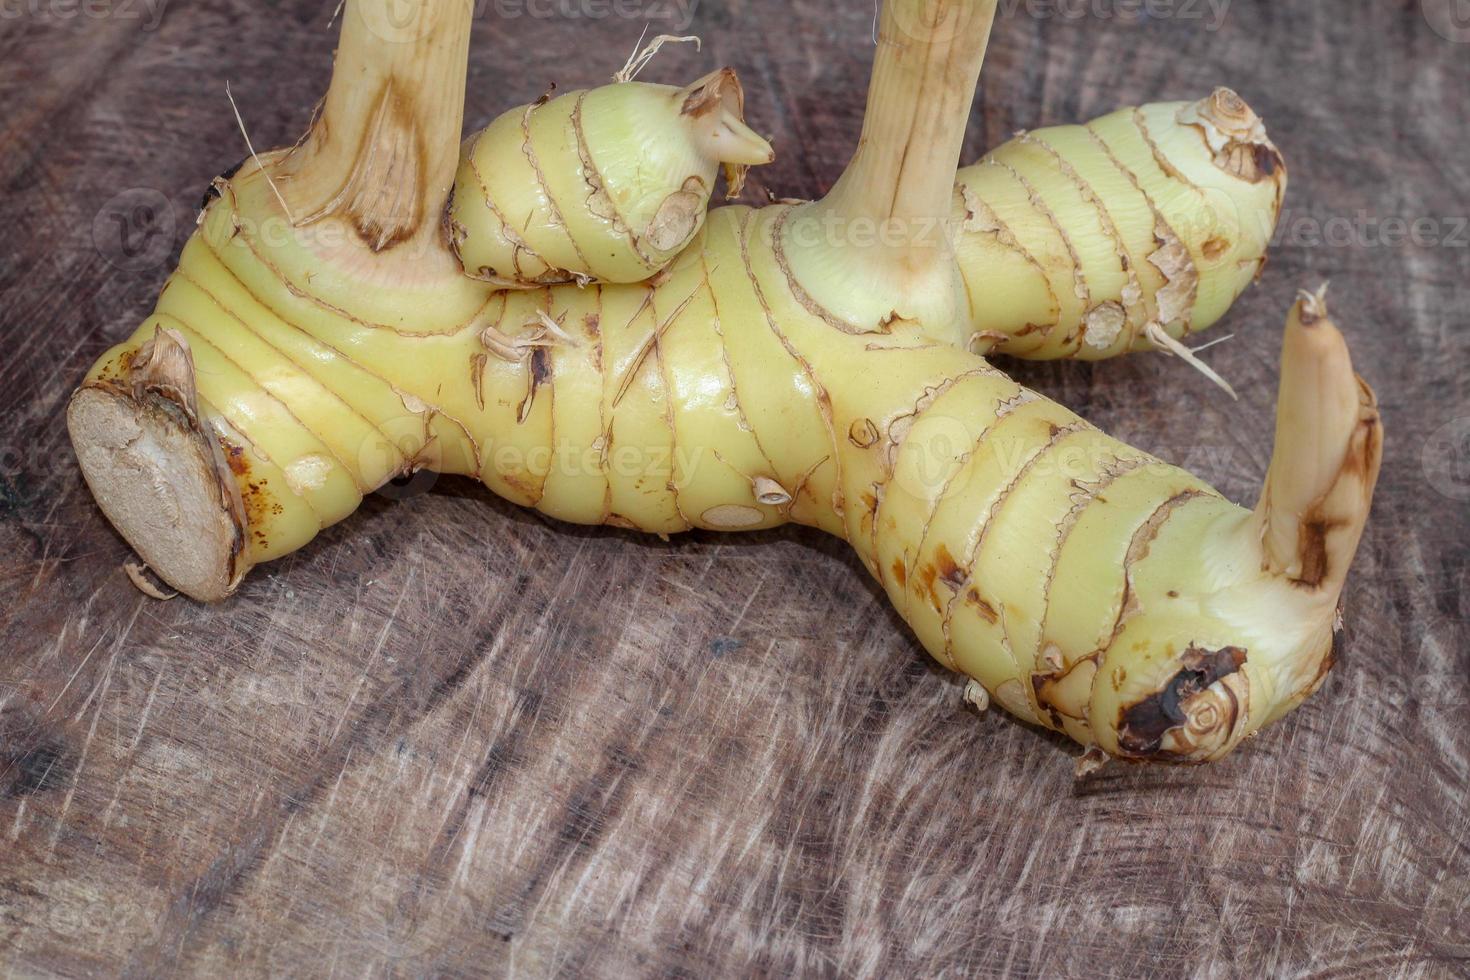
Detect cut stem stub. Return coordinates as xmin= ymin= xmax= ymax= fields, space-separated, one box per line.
xmin=69 ymin=328 xmax=248 ymax=600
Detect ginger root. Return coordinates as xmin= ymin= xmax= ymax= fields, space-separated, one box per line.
xmin=67 ymin=0 xmax=1379 ymax=766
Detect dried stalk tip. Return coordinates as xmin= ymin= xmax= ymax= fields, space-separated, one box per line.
xmin=124 ymin=561 xmax=178 ymax=600
xmin=615 ymin=32 xmax=700 ymax=84
xmin=1074 ymin=746 xmax=1109 ymax=779
xmin=1296 ymin=283 xmax=1330 ymax=325
xmin=131 ymin=325 xmax=201 ymax=424
xmin=1144 ymin=322 xmax=1238 ymax=399
xmin=480 ymin=311 xmax=579 ymax=362
xmin=679 ymin=66 xmax=740 ymax=119
xmin=751 ymin=476 xmax=792 ymax=507
xmin=963 ymin=679 xmax=990 ymax=713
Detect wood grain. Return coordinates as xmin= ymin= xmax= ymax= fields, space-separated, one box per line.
xmin=2 ymin=1 xmax=1468 ymax=976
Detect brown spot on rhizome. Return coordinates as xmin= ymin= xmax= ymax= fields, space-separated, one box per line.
xmin=933 ymin=544 xmax=966 ymax=589
xmin=224 ymin=443 xmax=248 ymax=476
xmin=1253 ymin=142 xmax=1282 ymax=177
xmin=966 ymin=588 xmax=998 ymax=624
xmin=1292 ymin=515 xmax=1341 ymax=589
xmin=1117 ymin=645 xmax=1246 ymax=759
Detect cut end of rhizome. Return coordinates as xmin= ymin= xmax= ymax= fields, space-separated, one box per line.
xmin=68 ymin=328 xmax=248 ymax=602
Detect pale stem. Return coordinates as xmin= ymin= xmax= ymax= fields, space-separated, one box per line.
xmin=819 ymin=0 xmax=1000 ymax=260
xmin=1252 ymin=287 xmax=1382 ymax=594
xmin=272 ymin=0 xmax=475 ymax=253
xmin=783 ymin=0 xmax=1001 ymax=336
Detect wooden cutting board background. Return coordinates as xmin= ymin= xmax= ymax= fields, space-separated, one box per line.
xmin=2 ymin=1 xmax=1467 ymax=975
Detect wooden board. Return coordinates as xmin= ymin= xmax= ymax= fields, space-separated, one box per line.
xmin=2 ymin=1 xmax=1468 ymax=975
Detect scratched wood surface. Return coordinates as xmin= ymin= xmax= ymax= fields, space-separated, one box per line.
xmin=2 ymin=1 xmax=1468 ymax=976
